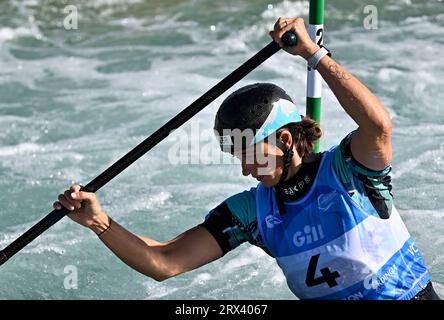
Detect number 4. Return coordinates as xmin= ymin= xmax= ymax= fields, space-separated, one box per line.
xmin=305 ymin=254 xmax=340 ymax=288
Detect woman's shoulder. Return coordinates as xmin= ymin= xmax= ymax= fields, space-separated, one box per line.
xmin=332 ymin=131 xmax=392 ymax=180
xmin=331 ymin=131 xmax=394 ymax=219
xmin=224 ymin=187 xmax=257 ymax=225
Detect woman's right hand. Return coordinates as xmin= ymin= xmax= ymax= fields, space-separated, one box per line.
xmin=270 ymin=17 xmax=319 ymax=60
xmin=53 ymin=184 xmax=109 ymax=233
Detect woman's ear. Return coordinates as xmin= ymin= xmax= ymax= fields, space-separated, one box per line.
xmin=278 ymin=129 xmax=293 ymax=149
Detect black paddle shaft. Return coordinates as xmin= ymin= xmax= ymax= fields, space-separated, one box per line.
xmin=0 ymin=33 xmax=297 ymax=267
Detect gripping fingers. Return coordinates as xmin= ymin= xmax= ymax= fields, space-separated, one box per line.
xmin=53 ymin=201 xmax=62 ymax=210
xmin=273 ymin=17 xmax=304 ymax=46
xmin=273 ymin=17 xmax=292 ymax=46
xmin=56 ymin=194 xmax=75 ymax=211
xmin=70 ymin=184 xmax=82 ymax=193
xmin=65 ymin=190 xmax=82 ymax=209
xmin=55 ymin=191 xmax=80 ymax=211
xmin=53 ymin=184 xmax=85 ymax=211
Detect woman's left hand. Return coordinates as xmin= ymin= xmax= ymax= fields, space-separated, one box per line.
xmin=270 ymin=17 xmax=319 ymax=60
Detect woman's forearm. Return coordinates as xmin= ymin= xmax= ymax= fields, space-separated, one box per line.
xmin=315 ymin=54 xmax=392 ymax=134
xmin=90 ymin=215 xmax=169 ymax=281
xmin=270 ymin=17 xmax=391 ymax=135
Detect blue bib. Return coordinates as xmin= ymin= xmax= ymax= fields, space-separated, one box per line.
xmin=256 ymin=146 xmax=430 ymax=300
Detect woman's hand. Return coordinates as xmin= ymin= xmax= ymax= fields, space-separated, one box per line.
xmin=53 ymin=184 xmax=109 ymax=234
xmin=270 ymin=17 xmax=319 ymax=60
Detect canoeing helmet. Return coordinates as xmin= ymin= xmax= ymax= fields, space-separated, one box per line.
xmin=214 ymin=83 xmax=303 ymax=184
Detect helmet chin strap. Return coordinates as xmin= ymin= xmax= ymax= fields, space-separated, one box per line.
xmin=277 ymin=142 xmax=294 ymax=185
xmin=276 ymin=127 xmax=296 ymax=186
xmin=274 ymin=127 xmax=296 ymax=215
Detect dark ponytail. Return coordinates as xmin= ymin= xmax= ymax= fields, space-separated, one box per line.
xmin=287 ymin=117 xmax=322 ymax=157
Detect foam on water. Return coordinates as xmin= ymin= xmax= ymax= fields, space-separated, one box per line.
xmin=0 ymin=27 xmax=41 ymax=42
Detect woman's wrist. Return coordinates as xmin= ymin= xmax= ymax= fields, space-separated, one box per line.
xmin=301 ymin=43 xmax=321 ymax=60
xmin=89 ymin=212 xmax=111 ymax=235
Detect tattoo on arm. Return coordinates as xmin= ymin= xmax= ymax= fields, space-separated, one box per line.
xmin=327 ymin=60 xmax=355 ymax=103
xmin=328 ymin=60 xmax=351 ymax=81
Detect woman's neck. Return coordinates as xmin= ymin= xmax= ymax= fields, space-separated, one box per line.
xmin=285 ymin=152 xmax=303 ymax=181
xmin=276 ymin=152 xmax=322 ymax=201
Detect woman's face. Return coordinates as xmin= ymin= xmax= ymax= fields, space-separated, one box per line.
xmin=234 ymin=141 xmax=285 ymax=187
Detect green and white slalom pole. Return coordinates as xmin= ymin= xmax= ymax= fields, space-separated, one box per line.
xmin=306 ymin=0 xmax=324 ymax=153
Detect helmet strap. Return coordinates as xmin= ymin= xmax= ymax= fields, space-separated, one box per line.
xmin=275 ymin=127 xmax=296 ymax=214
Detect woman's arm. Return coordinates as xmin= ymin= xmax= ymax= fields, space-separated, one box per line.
xmin=271 ymin=17 xmax=392 ymax=170
xmin=97 ymin=221 xmax=222 ymax=281
xmin=315 ymin=55 xmax=392 ymax=170
xmin=54 ymin=185 xmax=223 ymax=281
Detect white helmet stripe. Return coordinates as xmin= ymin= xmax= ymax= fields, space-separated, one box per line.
xmin=251 ymin=99 xmax=303 ymax=145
